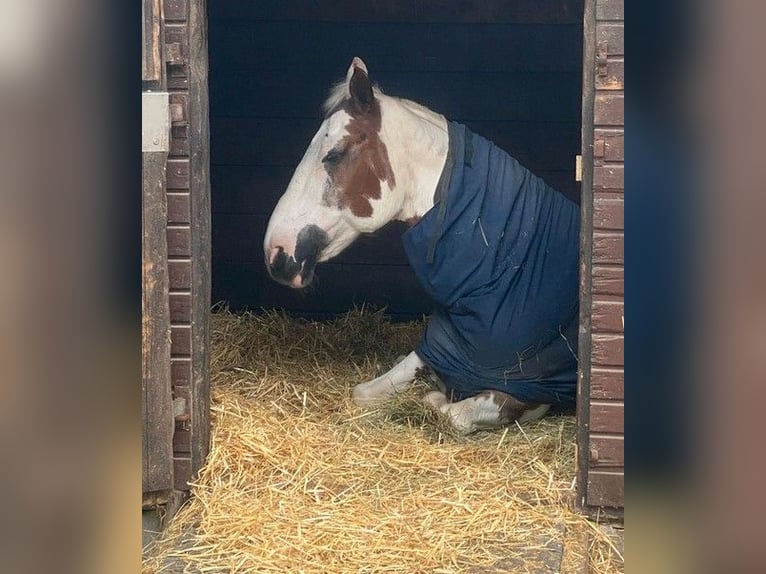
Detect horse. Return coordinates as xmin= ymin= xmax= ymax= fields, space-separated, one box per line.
xmin=264 ymin=58 xmax=580 ymax=433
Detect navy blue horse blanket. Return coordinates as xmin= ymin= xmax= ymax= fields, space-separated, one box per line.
xmin=402 ymin=122 xmax=580 ymax=407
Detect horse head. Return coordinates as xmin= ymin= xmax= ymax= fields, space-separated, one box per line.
xmin=264 ymin=58 xmax=399 ymax=287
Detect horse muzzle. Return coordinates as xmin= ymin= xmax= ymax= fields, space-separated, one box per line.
xmin=265 ymin=224 xmax=329 ymax=289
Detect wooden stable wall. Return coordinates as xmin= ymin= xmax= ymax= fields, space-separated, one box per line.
xmin=577 ymin=0 xmax=624 ymax=512
xmin=142 ymin=0 xmax=211 ymax=500
xmin=208 ymin=0 xmax=584 ymax=317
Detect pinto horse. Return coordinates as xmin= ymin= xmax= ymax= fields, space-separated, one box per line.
xmin=264 ymin=58 xmax=580 ymax=433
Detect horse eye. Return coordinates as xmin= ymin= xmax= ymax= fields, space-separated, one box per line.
xmin=322 ymin=148 xmax=345 ymax=164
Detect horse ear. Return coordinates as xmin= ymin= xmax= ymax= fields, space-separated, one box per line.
xmin=346 ymin=57 xmax=373 ymax=113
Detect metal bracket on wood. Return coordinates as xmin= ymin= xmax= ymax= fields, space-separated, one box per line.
xmin=596 ymin=41 xmax=609 ymax=77
xmin=142 ymin=92 xmax=171 ymax=153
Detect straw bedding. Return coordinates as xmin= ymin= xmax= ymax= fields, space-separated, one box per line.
xmin=143 ymin=307 xmax=623 ymax=573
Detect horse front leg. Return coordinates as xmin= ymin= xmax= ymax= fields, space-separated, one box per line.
xmin=352 ymin=351 xmax=426 ymax=407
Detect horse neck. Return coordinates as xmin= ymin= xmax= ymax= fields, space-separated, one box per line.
xmin=379 ymin=96 xmax=449 ymax=223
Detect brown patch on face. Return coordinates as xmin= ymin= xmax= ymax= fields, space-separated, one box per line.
xmin=323 ymin=98 xmax=396 ymax=218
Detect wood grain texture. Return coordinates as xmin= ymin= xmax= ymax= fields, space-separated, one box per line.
xmin=591 ymin=299 xmax=624 ymax=332
xmin=188 ymin=0 xmax=212 ymax=482
xmin=171 ymin=359 xmax=191 ymax=386
xmin=590 ymin=401 xmax=624 ymax=433
xmin=167 ymin=193 xmax=190 ymax=223
xmin=586 ymin=471 xmax=624 ymax=508
xmin=168 ymin=260 xmax=191 ymax=290
xmin=596 ymin=22 xmax=624 ymax=55
xmin=594 ymin=129 xmax=624 ymax=161
xmin=593 ymin=194 xmax=623 ymax=230
xmin=593 ymin=232 xmax=624 ymax=265
xmin=169 ymin=292 xmax=192 ymax=323
xmin=167 ymin=158 xmax=190 ymax=190
xmin=142 ymin=150 xmax=174 ymax=493
xmin=164 ymin=0 xmax=187 ymax=22
xmin=592 ymin=265 xmax=623 ymax=296
xmin=167 ymin=227 xmax=191 ymax=257
xmin=594 ymin=93 xmax=624 ymax=126
xmin=171 ymin=325 xmax=191 ymax=357
xmin=589 ymin=434 xmax=624 ymax=467
xmin=591 ymin=333 xmax=624 ymax=367
xmin=575 ymin=0 xmax=597 ymax=515
xmin=142 ymin=0 xmax=162 ymax=83
xmin=591 ymin=367 xmax=624 ymax=400
xmin=596 ymin=0 xmax=624 ymax=22
xmin=594 ymin=165 xmax=624 ymax=191
xmin=595 ymin=59 xmax=624 ymax=90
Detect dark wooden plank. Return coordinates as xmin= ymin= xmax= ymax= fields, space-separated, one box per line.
xmin=169 ymin=292 xmax=192 ymax=323
xmin=589 ymin=435 xmax=624 ymax=467
xmin=171 ymin=325 xmax=191 ymax=356
xmin=594 ymin=93 xmax=624 ymax=126
xmin=594 ymin=129 xmax=624 ymax=162
xmin=189 ymin=0 xmax=212 ymax=482
xmin=591 ymin=299 xmax=624 ymax=333
xmin=594 ymin=165 xmax=624 ymax=191
xmin=173 ymin=458 xmax=193 ymax=491
xmin=590 ymin=401 xmax=624 ymax=433
xmin=211 ymin=70 xmax=582 ymax=122
xmin=170 ymin=127 xmax=190 ymax=157
xmin=214 ymin=261 xmax=432 ymax=316
xmin=591 ymin=334 xmax=624 ymax=367
xmin=209 ymin=21 xmax=583 ymax=74
xmin=173 ymin=428 xmax=192 ymax=453
xmin=165 ymin=24 xmax=190 ymax=91
xmin=586 ymin=471 xmax=624 ymax=508
xmin=591 ymin=367 xmax=624 ymax=400
xmin=596 ymin=0 xmax=624 ymax=22
xmin=593 ymin=232 xmax=623 ymax=265
xmin=167 ymin=226 xmax=191 ymax=257
xmin=167 ymin=158 xmax=190 ymax=190
xmin=575 ymin=0 xmax=597 ymax=517
xmin=173 ymin=385 xmax=191 ymax=416
xmin=596 ymin=22 xmax=624 ymax=55
xmin=142 ymin=0 xmax=162 ymax=83
xmin=592 ymin=265 xmax=623 ymax=296
xmin=596 ymin=59 xmax=624 ymax=90
xmin=167 ymin=193 xmax=190 ymax=223
xmin=164 ymin=0 xmax=187 ymax=22
xmin=171 ymin=359 xmax=191 ymax=386
xmin=208 ymin=0 xmax=583 ymax=24
xmin=142 ymin=149 xmax=174 ymax=493
xmin=168 ymin=260 xmax=191 ymax=290
xmin=593 ymin=195 xmax=623 ymax=230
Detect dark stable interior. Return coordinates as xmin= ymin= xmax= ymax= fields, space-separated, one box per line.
xmin=208 ymin=0 xmax=584 ymax=319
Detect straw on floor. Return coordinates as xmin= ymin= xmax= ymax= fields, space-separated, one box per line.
xmin=143 ymin=307 xmax=623 ymax=573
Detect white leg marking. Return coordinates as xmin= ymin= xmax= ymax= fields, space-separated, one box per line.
xmin=352 ymin=351 xmax=425 ymax=407
xmin=441 ymin=394 xmax=505 ymax=434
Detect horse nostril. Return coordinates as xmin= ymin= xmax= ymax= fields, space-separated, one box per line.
xmin=266 ymin=246 xmax=283 ymax=266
